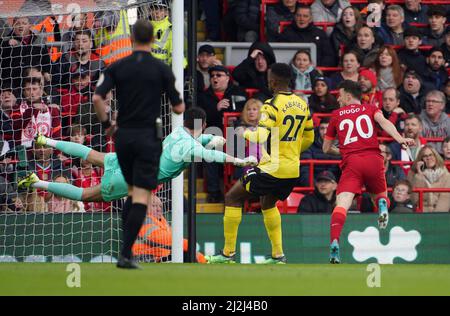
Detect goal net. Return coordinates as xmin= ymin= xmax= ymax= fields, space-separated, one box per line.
xmin=0 ymin=0 xmax=179 ymax=263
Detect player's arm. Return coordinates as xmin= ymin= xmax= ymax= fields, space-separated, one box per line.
xmin=322 ymin=116 xmax=340 ymax=155
xmin=93 ymin=68 xmax=115 ymax=131
xmin=301 ymin=115 xmax=315 ymax=153
xmin=191 ymin=142 xmax=256 ymax=167
xmin=374 ymin=111 xmax=415 ymax=146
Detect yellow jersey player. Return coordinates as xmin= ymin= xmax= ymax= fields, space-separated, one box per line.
xmin=206 ymin=63 xmax=314 ymax=264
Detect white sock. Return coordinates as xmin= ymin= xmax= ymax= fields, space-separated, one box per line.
xmin=32 ymin=180 xmax=49 ymax=190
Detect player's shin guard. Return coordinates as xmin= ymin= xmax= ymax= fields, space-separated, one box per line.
xmin=54 ymin=140 xmax=92 ymax=160
xmin=121 ymin=203 xmax=147 ymax=259
xmin=262 ymin=207 xmax=283 ymax=258
xmin=223 ymin=206 xmax=242 ymax=256
xmin=35 ymin=181 xmax=83 ymax=201
xmin=330 ymin=206 xmax=347 ymax=243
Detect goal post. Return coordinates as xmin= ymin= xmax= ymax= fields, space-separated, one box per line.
xmin=0 ymin=0 xmax=184 ymax=263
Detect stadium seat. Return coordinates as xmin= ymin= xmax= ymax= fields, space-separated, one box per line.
xmin=277 ymin=192 xmax=304 ymax=213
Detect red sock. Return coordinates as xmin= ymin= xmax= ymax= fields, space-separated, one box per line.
xmin=330 ymin=206 xmax=347 ymax=243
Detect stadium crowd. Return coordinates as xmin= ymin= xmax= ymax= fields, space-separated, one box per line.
xmin=0 ymin=0 xmax=449 ymax=213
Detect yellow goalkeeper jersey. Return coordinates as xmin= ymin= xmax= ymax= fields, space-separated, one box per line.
xmin=244 ymin=91 xmax=314 ymax=179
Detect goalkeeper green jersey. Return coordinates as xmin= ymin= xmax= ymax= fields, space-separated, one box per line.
xmin=100 ymin=127 xmax=227 ymax=200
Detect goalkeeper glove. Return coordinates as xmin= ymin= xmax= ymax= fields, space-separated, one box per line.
xmin=205 ymin=136 xmax=226 ymax=149
xmin=233 ymin=156 xmax=258 ymax=167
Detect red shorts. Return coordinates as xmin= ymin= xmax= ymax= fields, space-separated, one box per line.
xmin=337 ymin=154 xmax=387 ymax=195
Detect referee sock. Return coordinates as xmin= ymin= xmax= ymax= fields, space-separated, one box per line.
xmin=330 ymin=206 xmax=347 ymax=243
xmin=53 ymin=140 xmax=92 ymax=160
xmin=33 ymin=181 xmax=83 ymax=201
xmin=121 ymin=203 xmax=147 ymax=260
xmin=262 ymin=207 xmax=283 ymax=258
xmin=223 ymin=206 xmax=242 ymax=256
xmin=121 ymin=196 xmax=133 ymax=231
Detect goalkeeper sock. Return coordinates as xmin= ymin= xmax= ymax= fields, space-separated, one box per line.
xmin=223 ymin=206 xmax=242 ymax=256
xmin=53 ymin=140 xmax=92 ymax=160
xmin=262 ymin=206 xmax=283 ymax=258
xmin=34 ymin=181 xmax=83 ymax=201
xmin=330 ymin=206 xmax=347 ymax=243
xmin=121 ymin=196 xmax=133 ymax=231
xmin=121 ymin=203 xmax=147 ymax=259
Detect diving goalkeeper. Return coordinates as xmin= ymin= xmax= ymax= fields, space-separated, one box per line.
xmin=18 ymin=107 xmax=257 ymax=201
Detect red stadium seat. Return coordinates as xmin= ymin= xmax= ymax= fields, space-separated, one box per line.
xmin=277 ymin=192 xmax=304 ymax=213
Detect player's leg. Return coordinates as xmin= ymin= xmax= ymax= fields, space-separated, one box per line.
xmin=260 ymin=194 xmax=286 ymax=264
xmin=18 ymin=173 xmax=103 ymax=202
xmin=330 ymin=192 xmax=355 ymax=264
xmin=36 ymin=134 xmax=105 ymax=167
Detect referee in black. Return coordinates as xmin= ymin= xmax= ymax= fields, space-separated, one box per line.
xmin=93 ymin=19 xmax=184 ymax=269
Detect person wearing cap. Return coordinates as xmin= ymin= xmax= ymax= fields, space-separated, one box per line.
xmin=359 ymin=68 xmax=383 ymax=109
xmin=233 ymin=42 xmax=276 ymax=102
xmin=397 ymin=26 xmax=428 ymax=75
xmin=278 ymin=5 xmax=336 ymax=67
xmin=399 ymin=69 xmax=428 ymax=114
xmin=403 ymin=0 xmax=429 ymax=25
xmin=309 ymin=77 xmax=339 ymax=113
xmin=198 ymin=65 xmax=247 ymax=203
xmin=423 ymin=5 xmax=447 ymax=47
xmin=196 ymin=44 xmax=221 ymax=93
xmin=297 ymin=170 xmax=337 ymax=213
xmin=422 ymin=47 xmax=448 ymax=90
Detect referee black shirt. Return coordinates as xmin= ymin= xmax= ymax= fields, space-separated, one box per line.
xmin=95 ymin=51 xmax=182 ymax=129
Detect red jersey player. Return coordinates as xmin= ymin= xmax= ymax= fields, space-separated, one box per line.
xmin=323 ymin=80 xmax=414 ymax=264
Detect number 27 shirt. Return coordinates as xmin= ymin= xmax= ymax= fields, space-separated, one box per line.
xmin=325 ymin=104 xmax=381 ymax=161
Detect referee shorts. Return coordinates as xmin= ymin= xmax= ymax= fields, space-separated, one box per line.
xmin=241 ymin=167 xmax=297 ymax=201
xmin=114 ymin=128 xmax=162 ymax=190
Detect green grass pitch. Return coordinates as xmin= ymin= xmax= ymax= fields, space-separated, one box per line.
xmin=1 ymin=263 xmax=449 ymax=296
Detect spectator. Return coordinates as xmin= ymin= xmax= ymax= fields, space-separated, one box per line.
xmin=420 ymin=90 xmax=450 ymax=154
xmin=422 ymin=5 xmax=447 ymax=47
xmin=0 ymin=82 xmax=18 ymax=148
xmin=373 ymin=46 xmax=404 ymax=91
xmin=297 ymin=170 xmax=337 ymax=213
xmin=0 ymin=16 xmax=51 ymax=91
xmin=32 ymin=15 xmax=62 ymax=63
xmin=359 ymin=69 xmax=383 ymax=109
xmin=444 ymin=78 xmax=450 ymax=114
xmin=148 ymin=1 xmax=176 ymax=65
xmin=58 ymin=125 xmax=91 ymax=167
xmin=329 ymin=50 xmax=361 ymax=90
xmin=300 ymin=118 xmax=340 ymax=185
xmin=309 ymin=77 xmax=339 ymax=113
xmin=442 ymin=137 xmax=450 ymax=163
xmin=380 ymin=87 xmax=407 ymax=137
xmin=290 ymin=49 xmax=322 ymax=92
xmin=199 ymin=0 xmax=221 ymax=41
xmin=232 ymin=42 xmax=276 ymax=102
xmin=311 ymin=0 xmax=350 ymax=36
xmin=234 ymin=0 xmax=260 ymax=42
xmin=399 ymin=69 xmax=427 ymax=114
xmin=403 ymin=0 xmax=429 ymax=25
xmin=47 ymin=175 xmax=81 ymax=213
xmin=390 ymin=179 xmax=416 ymax=213
xmin=12 ymin=77 xmax=62 ymax=148
xmin=61 ymin=12 xmax=90 ymax=53
xmin=390 ymin=114 xmax=426 ymax=170
xmin=441 ymin=28 xmax=450 ymax=66
xmin=198 ymin=65 xmax=247 ymax=203
xmin=278 ymin=5 xmax=336 ymax=67
xmin=93 ymin=10 xmax=132 ymax=66
xmin=56 ymin=30 xmax=105 ymax=88
xmin=330 ymin=6 xmax=364 ymax=63
xmin=0 ymin=175 xmax=23 ymax=212
xmin=349 ymin=25 xmax=381 ymax=67
xmin=407 ymin=145 xmax=450 ymax=212
xmin=22 ymin=144 xmax=67 ymax=212
xmin=380 ymin=143 xmax=406 ymax=187
xmin=376 ymin=5 xmax=406 ymax=45
xmin=422 ymin=48 xmax=448 ymax=91
xmin=196 ymin=44 xmax=221 ymax=93
xmin=397 ymin=26 xmax=428 ymax=75
xmin=266 ymin=0 xmax=297 ymax=42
